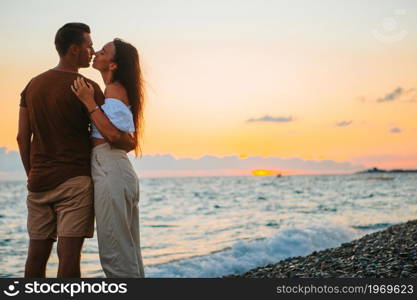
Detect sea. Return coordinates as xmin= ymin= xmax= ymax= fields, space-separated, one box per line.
xmin=1 ymin=173 xmax=416 ymax=278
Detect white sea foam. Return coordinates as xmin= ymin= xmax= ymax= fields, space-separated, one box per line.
xmin=145 ymin=221 xmax=359 ymax=278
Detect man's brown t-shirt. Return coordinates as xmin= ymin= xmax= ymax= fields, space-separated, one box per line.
xmin=20 ymin=69 xmax=104 ymax=192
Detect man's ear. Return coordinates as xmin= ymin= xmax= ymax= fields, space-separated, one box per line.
xmin=109 ymin=62 xmax=118 ymax=71
xmin=68 ymin=44 xmax=79 ymax=56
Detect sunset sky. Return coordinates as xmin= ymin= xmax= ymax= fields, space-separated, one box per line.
xmin=1 ymin=0 xmax=416 ymax=176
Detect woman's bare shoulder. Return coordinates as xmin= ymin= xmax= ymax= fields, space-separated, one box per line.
xmin=104 ymin=82 xmax=129 ymax=105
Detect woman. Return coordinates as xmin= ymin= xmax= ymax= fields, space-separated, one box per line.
xmin=70 ymin=38 xmax=145 ymax=278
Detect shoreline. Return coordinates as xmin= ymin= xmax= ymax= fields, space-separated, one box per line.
xmin=222 ymin=219 xmax=417 ymax=278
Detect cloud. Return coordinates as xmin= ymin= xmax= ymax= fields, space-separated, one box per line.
xmin=349 ymin=154 xmax=417 ymax=169
xmin=360 ymin=87 xmax=416 ymax=104
xmin=335 ymin=121 xmax=353 ymax=127
xmin=389 ymin=127 xmax=402 ymax=133
xmin=0 ymin=147 xmax=24 ymax=172
xmin=0 ymin=147 xmax=25 ymax=180
xmin=246 ymin=115 xmax=294 ymax=123
xmin=128 ymin=154 xmax=365 ymax=174
xmin=0 ymin=147 xmax=366 ymax=180
xmin=376 ymin=87 xmax=403 ymax=102
xmin=350 ymin=154 xmax=417 ymax=163
xmin=405 ymin=88 xmax=417 ymax=103
xmin=356 ymin=96 xmax=366 ymax=103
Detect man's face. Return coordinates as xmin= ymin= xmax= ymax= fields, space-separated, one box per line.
xmin=77 ymin=32 xmax=94 ymax=68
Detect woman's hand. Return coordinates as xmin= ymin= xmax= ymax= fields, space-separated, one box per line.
xmin=71 ymin=77 xmax=96 ymax=110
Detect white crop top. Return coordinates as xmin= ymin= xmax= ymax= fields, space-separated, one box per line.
xmin=90 ymin=98 xmax=135 ymax=139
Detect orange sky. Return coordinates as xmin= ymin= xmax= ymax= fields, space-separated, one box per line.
xmin=1 ymin=0 xmax=416 ymax=170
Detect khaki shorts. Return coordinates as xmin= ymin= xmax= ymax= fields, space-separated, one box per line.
xmin=27 ymin=176 xmax=94 ymax=241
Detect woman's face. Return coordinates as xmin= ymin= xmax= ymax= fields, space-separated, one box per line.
xmin=92 ymin=42 xmax=116 ymax=71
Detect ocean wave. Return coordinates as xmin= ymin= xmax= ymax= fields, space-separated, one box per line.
xmin=144 ymin=222 xmax=358 ymax=278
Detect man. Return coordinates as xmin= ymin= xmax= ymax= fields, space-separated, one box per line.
xmin=16 ymin=23 xmax=134 ymax=278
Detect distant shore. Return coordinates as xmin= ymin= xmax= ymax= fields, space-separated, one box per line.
xmin=355 ymin=167 xmax=417 ymax=174
xmin=223 ymin=220 xmax=417 ymax=278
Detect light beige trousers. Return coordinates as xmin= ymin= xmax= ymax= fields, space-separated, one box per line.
xmin=91 ymin=143 xmax=145 ymax=278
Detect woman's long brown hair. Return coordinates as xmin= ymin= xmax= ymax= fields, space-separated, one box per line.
xmin=112 ymin=38 xmax=145 ymax=157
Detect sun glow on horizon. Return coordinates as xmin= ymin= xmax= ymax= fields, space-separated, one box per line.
xmin=251 ymin=169 xmax=281 ymax=177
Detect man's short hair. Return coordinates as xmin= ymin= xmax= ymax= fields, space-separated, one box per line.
xmin=54 ymin=23 xmax=90 ymax=57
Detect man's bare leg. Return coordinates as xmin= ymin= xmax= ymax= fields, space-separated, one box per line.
xmin=25 ymin=239 xmax=54 ymax=278
xmin=57 ymin=237 xmax=85 ymax=278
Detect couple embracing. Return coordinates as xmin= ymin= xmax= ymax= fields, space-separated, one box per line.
xmin=17 ymin=22 xmax=145 ymax=278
